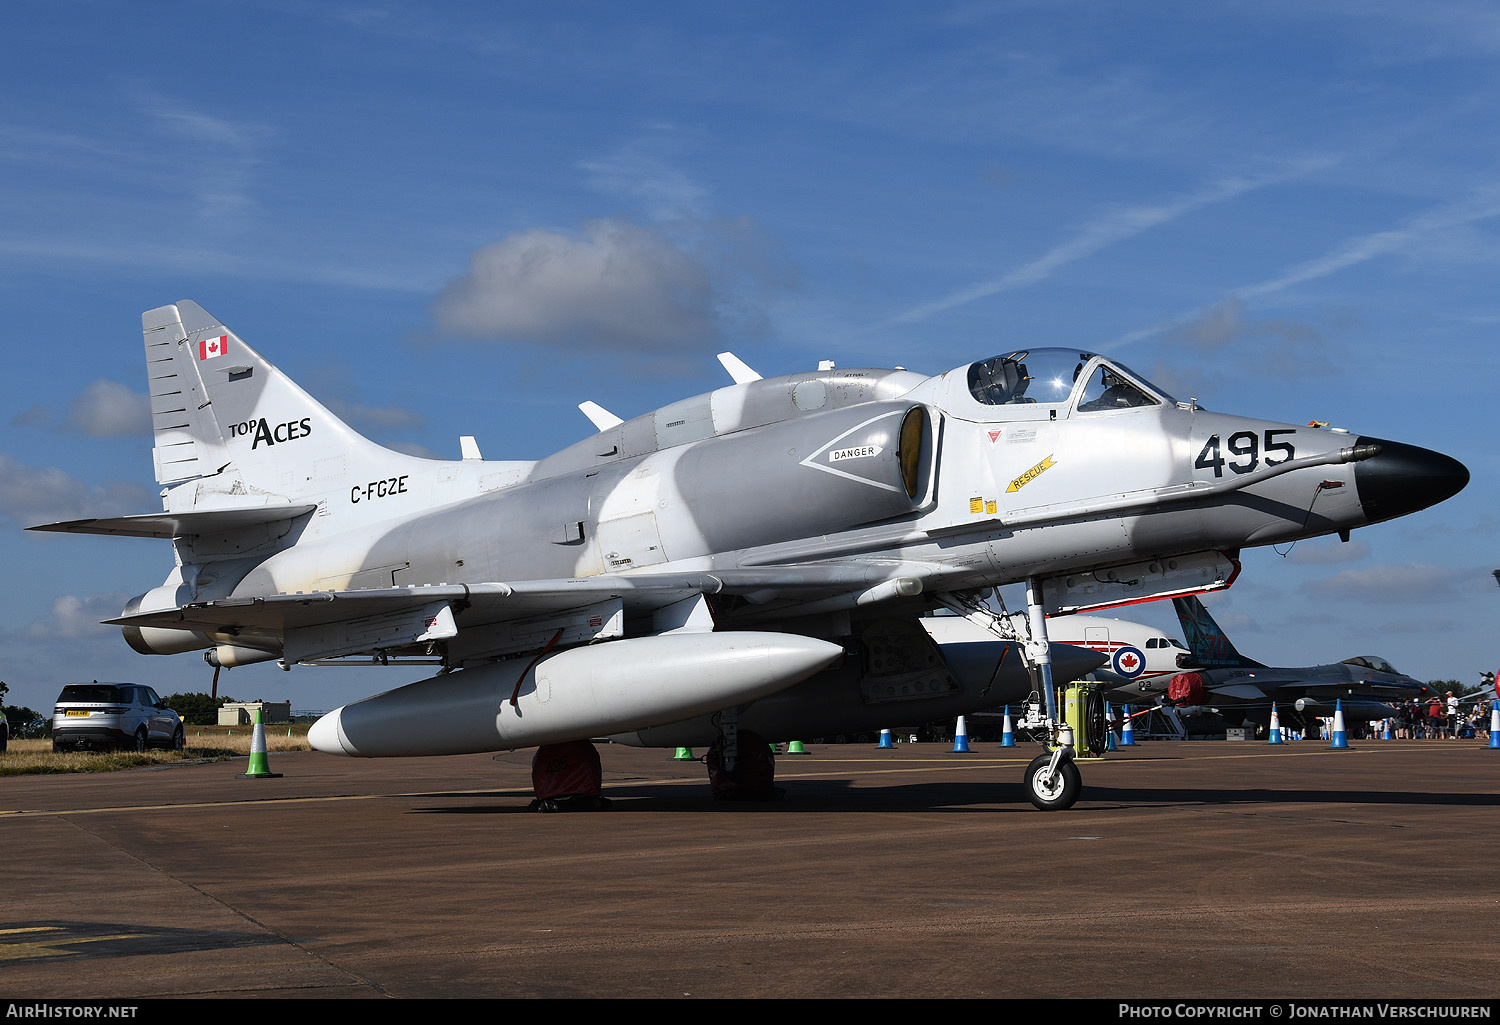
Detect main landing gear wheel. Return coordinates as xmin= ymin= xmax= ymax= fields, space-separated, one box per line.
xmin=1024 ymin=754 xmax=1081 ymax=811
xmin=707 ymin=729 xmax=784 ymax=801
xmin=528 ymin=741 xmax=611 ymax=812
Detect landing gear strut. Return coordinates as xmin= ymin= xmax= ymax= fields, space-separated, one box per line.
xmin=708 ymin=709 xmax=783 ymax=801
xmin=938 ymin=577 xmax=1084 ymax=811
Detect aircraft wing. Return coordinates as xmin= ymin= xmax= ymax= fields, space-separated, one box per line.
xmin=1203 ymin=682 xmax=1270 ymax=701
xmin=1272 ymin=680 xmax=1428 ymax=701
xmin=105 ymin=565 xmax=903 ymax=665
xmin=109 ymin=580 xmax=684 ymax=633
xmin=1196 ymin=674 xmax=1426 ymax=705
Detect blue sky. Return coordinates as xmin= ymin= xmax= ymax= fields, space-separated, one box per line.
xmin=2 ymin=1 xmax=1497 ymax=715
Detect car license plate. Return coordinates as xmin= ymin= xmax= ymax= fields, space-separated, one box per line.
xmin=65 ymin=710 xmax=90 ymax=717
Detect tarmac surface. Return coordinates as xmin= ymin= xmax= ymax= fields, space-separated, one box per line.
xmin=2 ymin=738 xmax=1498 ymax=1000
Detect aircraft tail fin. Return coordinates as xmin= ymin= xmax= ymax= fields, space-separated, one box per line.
xmin=144 ymin=300 xmax=387 ymax=499
xmin=1170 ymin=596 xmax=1263 ymax=670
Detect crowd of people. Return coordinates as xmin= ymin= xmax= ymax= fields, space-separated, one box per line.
xmin=1387 ymin=692 xmax=1495 ymax=740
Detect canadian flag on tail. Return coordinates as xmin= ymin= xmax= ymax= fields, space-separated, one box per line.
xmin=198 ymin=335 xmax=228 ymax=360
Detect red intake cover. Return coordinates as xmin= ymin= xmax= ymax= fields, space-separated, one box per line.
xmin=531 ymin=741 xmax=603 ymax=800
xmin=1167 ymin=672 xmax=1206 ymax=704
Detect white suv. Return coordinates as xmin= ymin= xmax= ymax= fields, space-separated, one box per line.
xmin=52 ymin=683 xmax=184 ymax=753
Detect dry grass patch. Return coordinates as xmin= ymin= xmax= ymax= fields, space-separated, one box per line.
xmin=0 ymin=727 xmax=312 ymax=775
xmin=183 ymin=724 xmax=311 ymax=754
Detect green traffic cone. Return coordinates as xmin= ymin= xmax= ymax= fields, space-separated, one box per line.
xmin=241 ymin=707 xmax=283 ymax=779
xmin=672 ymin=746 xmax=695 ymax=760
xmin=784 ymin=740 xmax=808 ymax=755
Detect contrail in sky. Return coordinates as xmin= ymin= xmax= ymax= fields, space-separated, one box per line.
xmin=1111 ymin=181 xmax=1500 ymax=349
xmin=885 ymin=160 xmax=1329 ymax=329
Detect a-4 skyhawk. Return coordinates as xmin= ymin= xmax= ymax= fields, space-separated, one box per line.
xmin=32 ymin=301 xmax=1468 ymax=809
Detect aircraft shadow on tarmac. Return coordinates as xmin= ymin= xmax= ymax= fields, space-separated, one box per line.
xmin=0 ymin=920 xmax=281 ymax=966
xmin=408 ymin=779 xmax=1500 ymax=815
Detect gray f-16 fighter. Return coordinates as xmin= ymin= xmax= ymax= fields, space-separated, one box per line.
xmin=32 ymin=301 xmax=1467 ymax=808
xmin=1164 ymin=595 xmax=1434 ymax=729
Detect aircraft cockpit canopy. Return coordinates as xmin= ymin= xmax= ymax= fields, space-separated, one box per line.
xmin=965 ymin=349 xmax=1170 ymax=411
xmin=1342 ymin=655 xmax=1399 ymax=674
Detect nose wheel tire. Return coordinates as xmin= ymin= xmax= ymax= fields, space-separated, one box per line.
xmin=1024 ymin=754 xmax=1081 ymax=811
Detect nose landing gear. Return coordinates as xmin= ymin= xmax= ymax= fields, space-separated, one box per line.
xmin=938 ymin=580 xmax=1106 ymax=812
xmin=1025 ymin=738 xmax=1081 ymax=811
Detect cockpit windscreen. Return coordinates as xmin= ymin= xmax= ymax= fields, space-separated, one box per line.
xmin=967 ymin=350 xmax=1087 ymax=405
xmin=1342 ymin=655 xmax=1400 ymax=674
xmin=966 ymin=349 xmax=1171 ymax=408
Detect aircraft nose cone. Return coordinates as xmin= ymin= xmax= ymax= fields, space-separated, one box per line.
xmin=1051 ymin=642 xmax=1109 ymax=681
xmin=1353 ymin=436 xmax=1468 ymax=524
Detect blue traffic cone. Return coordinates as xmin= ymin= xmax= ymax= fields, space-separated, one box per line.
xmin=1106 ymin=701 xmax=1118 ymax=751
xmin=951 ymin=716 xmax=972 ymax=752
xmin=1489 ymin=704 xmax=1499 ymax=749
xmin=1268 ymin=703 xmax=1283 ymax=745
xmin=1121 ymin=704 xmax=1136 ymax=746
xmin=878 ymin=728 xmax=894 ymax=749
xmin=1383 ymin=717 xmax=1393 ymax=741
xmin=1330 ymin=700 xmax=1348 ymax=749
xmin=1000 ymin=706 xmax=1015 ymax=747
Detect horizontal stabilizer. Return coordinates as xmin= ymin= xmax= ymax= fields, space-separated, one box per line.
xmin=29 ymin=505 xmax=318 ymax=539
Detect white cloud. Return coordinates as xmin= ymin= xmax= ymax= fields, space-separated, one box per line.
xmin=324 ymin=398 xmax=425 ymax=435
xmin=7 ymin=380 xmax=151 ymax=437
xmin=1285 ymin=537 xmax=1372 ymax=565
xmin=1165 ymin=298 xmax=1322 ymax=355
xmin=1302 ymin=563 xmax=1470 ymax=603
xmin=1374 ymin=616 xmax=1462 ymax=636
xmin=579 ymin=139 xmax=712 ymax=222
xmin=65 ymin=380 xmax=151 ymax=437
xmin=26 ymin=592 xmax=132 ymax=639
xmin=136 ymin=92 xmax=267 ymax=228
xmin=0 ymin=455 xmax=155 ymax=527
xmin=1143 ymin=298 xmax=1343 ymax=393
xmin=386 ymin=441 xmax=444 ymax=460
xmin=9 ymin=405 xmax=51 ymax=428
xmin=432 ymin=217 xmax=786 ymax=356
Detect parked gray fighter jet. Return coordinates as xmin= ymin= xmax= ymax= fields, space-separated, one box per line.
xmin=1164 ymin=595 xmax=1434 ymax=729
xmin=31 ymin=301 xmax=1467 ymax=808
